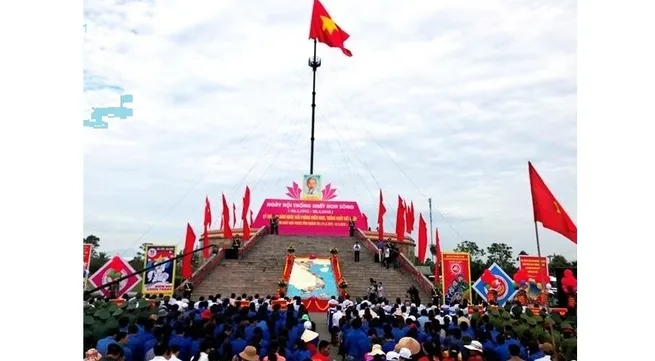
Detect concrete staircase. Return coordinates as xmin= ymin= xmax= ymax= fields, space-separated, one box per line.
xmin=193 ymin=235 xmax=429 ymax=302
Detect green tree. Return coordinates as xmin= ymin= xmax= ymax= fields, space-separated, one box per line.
xmin=128 ymin=243 xmax=153 ymax=270
xmin=486 ymin=242 xmax=517 ymax=275
xmin=548 ymin=254 xmax=574 ymax=274
xmin=84 ymin=234 xmax=101 ymax=258
xmin=454 ymin=241 xmax=486 ymax=281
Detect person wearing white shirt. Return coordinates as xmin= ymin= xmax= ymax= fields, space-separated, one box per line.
xmin=190 ymin=340 xmax=213 ymax=361
xmin=168 ymin=345 xmax=182 ymax=361
xmin=353 ymin=242 xmax=361 ymax=262
xmin=150 ymin=343 xmax=170 ymax=361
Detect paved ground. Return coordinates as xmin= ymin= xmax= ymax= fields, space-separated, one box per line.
xmin=310 ymin=312 xmax=341 ymax=361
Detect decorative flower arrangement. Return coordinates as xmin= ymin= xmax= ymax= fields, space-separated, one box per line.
xmin=287 ymin=245 xmax=295 ymax=253
xmin=339 ymin=278 xmax=348 ymax=289
xmin=330 ymin=247 xmax=339 ymax=255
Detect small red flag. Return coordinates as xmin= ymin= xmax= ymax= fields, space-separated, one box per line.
xmin=309 ymin=0 xmax=352 ymax=56
xmin=362 ymin=213 xmax=369 ymax=230
xmin=202 ymin=197 xmax=212 ymax=258
xmin=242 ymin=186 xmax=251 ymax=239
xmin=434 ymin=228 xmax=442 ymax=281
xmin=242 ymin=186 xmax=251 ymax=221
xmin=395 ymin=196 xmax=406 ymax=242
xmin=249 ymin=209 xmax=254 ymax=227
xmin=410 ymin=202 xmax=415 ymax=233
xmin=417 ymin=214 xmax=428 ymax=263
xmin=182 ymin=223 xmax=196 ymax=279
xmin=377 ymin=190 xmax=386 ymax=240
xmin=529 ymin=162 xmax=577 ymax=244
xmin=222 ymin=194 xmax=233 ymax=239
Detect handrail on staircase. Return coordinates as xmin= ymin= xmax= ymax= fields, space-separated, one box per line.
xmin=354 ymin=229 xmax=434 ymax=294
xmin=190 ymin=226 xmax=269 ymax=286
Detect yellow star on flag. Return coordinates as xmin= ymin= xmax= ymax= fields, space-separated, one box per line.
xmin=321 ymin=16 xmax=337 ymax=34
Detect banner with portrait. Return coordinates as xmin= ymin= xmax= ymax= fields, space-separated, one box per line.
xmin=142 ymin=245 xmax=177 ymax=296
xmin=441 ymin=252 xmax=472 ymax=304
xmin=301 ymin=174 xmax=322 ymax=201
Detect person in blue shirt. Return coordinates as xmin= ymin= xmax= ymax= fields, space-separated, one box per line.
xmin=169 ymin=325 xmax=192 ymax=361
xmin=96 ymin=328 xmax=119 ymax=356
xmin=125 ymin=325 xmax=144 ymax=361
xmin=344 ymin=319 xmax=370 ymax=361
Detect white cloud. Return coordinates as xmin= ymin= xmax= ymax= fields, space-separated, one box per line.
xmin=84 ymin=0 xmax=577 ymax=261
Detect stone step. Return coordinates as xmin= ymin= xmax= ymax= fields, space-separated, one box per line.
xmin=194 ymin=235 xmax=430 ymax=303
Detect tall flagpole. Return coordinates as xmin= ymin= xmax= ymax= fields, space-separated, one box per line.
xmin=308 ymin=39 xmax=321 ymax=174
xmin=428 ymin=198 xmax=434 ymax=262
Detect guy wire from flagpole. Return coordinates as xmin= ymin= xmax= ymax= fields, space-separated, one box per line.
xmin=428 ymin=198 xmax=434 ymax=262
xmin=308 ymin=39 xmax=321 ymax=174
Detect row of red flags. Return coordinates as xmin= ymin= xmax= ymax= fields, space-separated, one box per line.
xmin=375 ymin=162 xmax=577 ymax=282
xmin=180 ymin=187 xmax=254 ymax=279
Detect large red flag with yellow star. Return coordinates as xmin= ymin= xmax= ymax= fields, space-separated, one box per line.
xmin=529 ymin=161 xmax=577 ymax=244
xmin=309 ymin=0 xmax=352 ymax=56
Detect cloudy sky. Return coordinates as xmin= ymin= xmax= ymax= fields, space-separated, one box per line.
xmin=83 ymin=0 xmax=576 ymax=261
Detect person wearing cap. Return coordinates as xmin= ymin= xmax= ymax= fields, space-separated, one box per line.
xmin=398 ymin=348 xmax=412 ymax=361
xmin=386 ymin=351 xmax=400 ymax=361
xmin=463 ymin=341 xmax=484 ymax=361
xmin=312 ymin=340 xmax=332 ymax=361
xmin=235 ymin=345 xmax=260 ymax=361
xmin=366 ymin=344 xmax=386 ymax=361
xmin=533 ymin=343 xmax=553 ymax=361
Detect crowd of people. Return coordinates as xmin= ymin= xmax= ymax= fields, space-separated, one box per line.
xmin=83 ymin=291 xmax=576 ymax=361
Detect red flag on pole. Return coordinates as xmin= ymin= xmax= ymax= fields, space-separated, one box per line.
xmin=409 ymin=202 xmax=415 ymax=233
xmin=396 ymin=196 xmax=406 ymax=242
xmin=182 ymin=223 xmax=196 ymax=279
xmin=222 ymin=194 xmax=233 ymax=239
xmin=242 ymin=186 xmax=251 ymax=239
xmin=308 ymin=0 xmax=352 ymax=56
xmin=434 ymin=228 xmax=442 ymax=282
xmin=202 ymin=196 xmax=212 ymax=258
xmin=529 ymin=162 xmax=577 ymax=244
xmin=418 ymin=214 xmax=427 ymax=263
xmin=377 ymin=190 xmax=386 ymax=241
xmin=362 ymin=213 xmax=369 ymax=230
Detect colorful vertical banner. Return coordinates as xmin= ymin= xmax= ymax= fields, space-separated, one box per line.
xmin=441 ymin=252 xmax=472 ymax=303
xmin=519 ymin=255 xmax=550 ymax=304
xmin=519 ymin=255 xmax=550 ymax=279
xmin=142 ymin=245 xmax=177 ymax=296
xmin=88 ymin=255 xmax=141 ymax=298
xmin=83 ymin=244 xmax=93 ymax=289
xmin=472 ymin=263 xmax=518 ymax=306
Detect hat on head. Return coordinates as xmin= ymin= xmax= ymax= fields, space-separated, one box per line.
xmin=301 ymin=314 xmax=310 ymax=321
xmin=394 ymin=337 xmax=421 ymax=355
xmin=464 ymin=341 xmax=483 ymax=353
xmin=398 ymin=348 xmax=412 ymax=360
xmin=540 ymin=343 xmax=554 ymax=352
xmin=300 ymin=329 xmax=319 ymax=343
xmin=457 ymin=316 xmax=470 ymax=326
xmin=369 ymin=345 xmax=386 ymax=356
xmin=239 ymin=346 xmax=260 ymax=361
xmin=386 ymin=351 xmax=400 ymax=361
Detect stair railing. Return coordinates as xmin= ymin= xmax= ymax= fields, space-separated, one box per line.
xmin=190 ymin=226 xmax=268 ymax=286
xmin=354 ymin=229 xmax=434 ymax=294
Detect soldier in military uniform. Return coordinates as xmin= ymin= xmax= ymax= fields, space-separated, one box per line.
xmin=232 ymin=235 xmax=242 ymax=259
